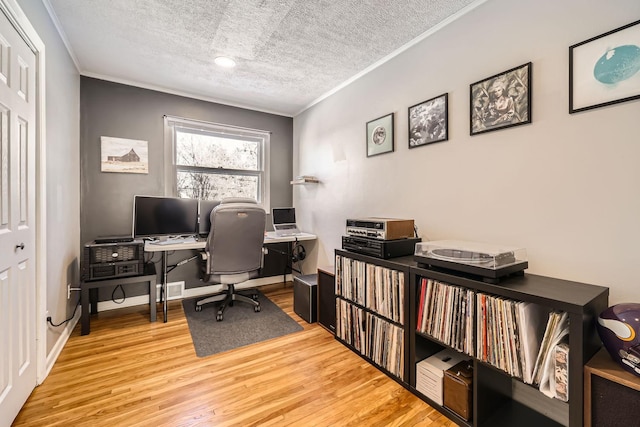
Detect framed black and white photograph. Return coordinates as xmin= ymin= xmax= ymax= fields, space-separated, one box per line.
xmin=569 ymin=19 xmax=640 ymax=114
xmin=470 ymin=62 xmax=532 ymax=136
xmin=408 ymin=93 xmax=448 ymax=148
xmin=366 ymin=113 xmax=394 ymax=157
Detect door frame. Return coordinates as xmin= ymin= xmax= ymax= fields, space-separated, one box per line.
xmin=0 ymin=0 xmax=47 ymax=383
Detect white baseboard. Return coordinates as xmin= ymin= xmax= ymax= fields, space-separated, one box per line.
xmin=95 ymin=274 xmax=292 ymax=312
xmin=41 ymin=307 xmax=81 ymax=384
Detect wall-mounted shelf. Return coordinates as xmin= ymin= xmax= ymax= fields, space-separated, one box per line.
xmin=290 ymin=175 xmax=319 ymax=185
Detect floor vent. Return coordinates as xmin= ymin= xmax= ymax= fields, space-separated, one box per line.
xmin=156 ymin=281 xmax=184 ymax=301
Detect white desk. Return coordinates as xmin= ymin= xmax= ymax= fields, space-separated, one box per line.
xmin=144 ymin=231 xmax=316 ymax=321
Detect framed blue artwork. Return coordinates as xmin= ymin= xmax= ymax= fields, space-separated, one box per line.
xmin=569 ymin=19 xmax=640 ymax=113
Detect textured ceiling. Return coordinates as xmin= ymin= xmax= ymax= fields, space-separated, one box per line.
xmin=47 ymin=0 xmax=479 ymax=116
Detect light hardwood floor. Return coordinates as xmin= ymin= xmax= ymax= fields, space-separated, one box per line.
xmin=14 ymin=284 xmax=454 ymax=426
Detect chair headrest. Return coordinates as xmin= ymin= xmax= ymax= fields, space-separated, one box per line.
xmin=220 ymin=197 xmax=258 ymax=205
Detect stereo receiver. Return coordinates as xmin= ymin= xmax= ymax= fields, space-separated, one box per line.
xmin=342 ymin=236 xmax=421 ymax=259
xmin=346 ymin=217 xmax=414 ymax=240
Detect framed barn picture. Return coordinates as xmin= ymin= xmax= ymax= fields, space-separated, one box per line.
xmin=101 ymin=136 xmax=149 ymax=174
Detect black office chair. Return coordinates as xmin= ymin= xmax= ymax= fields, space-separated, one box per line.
xmin=195 ymin=197 xmax=266 ymax=321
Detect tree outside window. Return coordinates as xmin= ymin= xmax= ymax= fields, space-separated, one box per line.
xmin=165 ymin=117 xmax=270 ymax=209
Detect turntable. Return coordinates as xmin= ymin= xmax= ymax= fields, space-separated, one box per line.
xmin=414 ymin=240 xmax=528 ymax=283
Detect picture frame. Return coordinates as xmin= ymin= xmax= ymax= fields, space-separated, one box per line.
xmin=366 ymin=113 xmax=394 ymax=157
xmin=408 ymin=93 xmax=448 ymax=148
xmin=569 ymin=19 xmax=640 ymax=114
xmin=470 ymin=62 xmax=532 ymax=136
xmin=100 ymin=136 xmax=149 ymax=174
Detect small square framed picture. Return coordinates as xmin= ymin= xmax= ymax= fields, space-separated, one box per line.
xmin=366 ymin=113 xmax=394 ymax=157
xmin=408 ymin=93 xmax=448 ymax=148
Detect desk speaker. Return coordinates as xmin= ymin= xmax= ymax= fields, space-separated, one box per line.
xmin=293 ymin=274 xmax=317 ymax=323
xmin=585 ymin=349 xmax=640 ymax=427
xmin=317 ymin=267 xmax=336 ymax=333
xmin=82 ymin=240 xmax=145 ymax=281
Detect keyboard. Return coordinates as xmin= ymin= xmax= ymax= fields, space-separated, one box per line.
xmin=278 ymin=232 xmax=301 ymax=237
xmin=151 ymin=236 xmax=198 ymax=246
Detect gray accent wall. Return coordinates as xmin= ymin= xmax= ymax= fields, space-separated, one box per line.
xmin=80 ymin=77 xmax=293 ymax=292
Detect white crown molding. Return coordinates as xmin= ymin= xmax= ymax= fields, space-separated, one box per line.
xmin=295 ymin=0 xmax=489 ymax=117
xmin=41 ymin=0 xmax=81 ymax=72
xmin=81 ymin=71 xmax=294 ymax=118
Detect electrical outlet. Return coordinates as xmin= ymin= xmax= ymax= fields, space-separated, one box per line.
xmin=67 ymin=283 xmax=71 ymax=300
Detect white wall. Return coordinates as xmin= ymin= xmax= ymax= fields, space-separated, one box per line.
xmin=20 ymin=0 xmax=81 ymax=354
xmin=294 ymin=0 xmax=640 ymax=305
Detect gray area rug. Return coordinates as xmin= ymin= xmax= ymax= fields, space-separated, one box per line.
xmin=182 ymin=291 xmax=303 ymax=357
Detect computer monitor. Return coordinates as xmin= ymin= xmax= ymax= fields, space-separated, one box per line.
xmin=132 ymin=195 xmax=199 ymax=238
xmin=198 ymin=199 xmax=221 ymax=236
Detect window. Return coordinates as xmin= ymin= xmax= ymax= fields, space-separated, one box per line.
xmin=164 ymin=116 xmax=270 ymax=210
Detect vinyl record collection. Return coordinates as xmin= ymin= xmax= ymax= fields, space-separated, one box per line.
xmin=336 ymin=300 xmax=404 ymax=377
xmin=416 ymin=278 xmax=475 ymax=356
xmin=335 ymin=255 xmax=405 ymax=378
xmin=476 ymin=293 xmax=570 ymax=401
xmin=417 ymin=277 xmax=571 ymax=402
xmin=335 ymin=256 xmax=405 ymax=324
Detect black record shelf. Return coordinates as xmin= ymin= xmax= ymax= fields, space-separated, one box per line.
xmin=334 ymin=248 xmax=609 ymax=427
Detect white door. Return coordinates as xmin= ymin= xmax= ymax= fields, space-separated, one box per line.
xmin=0 ymin=6 xmax=37 ymax=426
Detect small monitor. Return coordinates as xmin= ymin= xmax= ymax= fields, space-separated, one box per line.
xmin=132 ymin=195 xmax=199 ymax=238
xmin=272 ymin=207 xmax=301 ymax=235
xmin=198 ymin=199 xmax=221 ymax=236
xmin=272 ymin=207 xmax=296 ymax=225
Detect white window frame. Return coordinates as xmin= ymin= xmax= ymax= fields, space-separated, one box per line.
xmin=163 ymin=115 xmax=270 ymax=211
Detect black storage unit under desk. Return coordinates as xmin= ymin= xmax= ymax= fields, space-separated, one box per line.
xmin=80 ymin=263 xmax=157 ymax=335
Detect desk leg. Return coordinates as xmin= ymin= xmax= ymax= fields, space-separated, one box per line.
xmin=149 ymin=277 xmax=157 ymax=322
xmin=282 ymin=242 xmax=289 ymax=285
xmin=162 ymin=251 xmax=168 ymax=323
xmin=89 ymin=288 xmax=98 ymax=314
xmin=81 ymin=284 xmax=90 ymax=336
xmin=282 ymin=249 xmax=287 ymax=286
